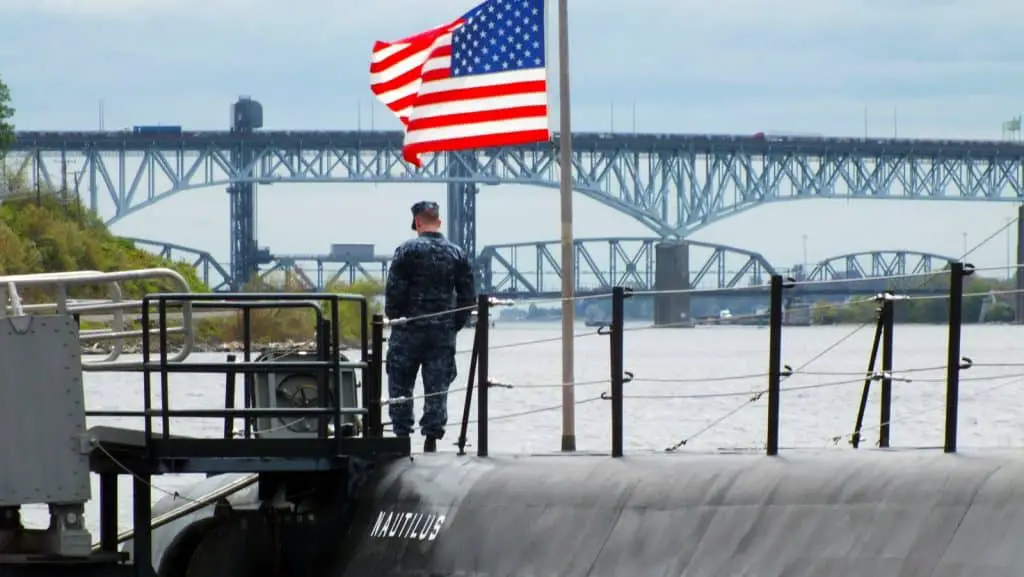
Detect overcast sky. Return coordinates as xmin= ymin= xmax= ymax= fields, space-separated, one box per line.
xmin=2 ymin=0 xmax=1022 ymax=281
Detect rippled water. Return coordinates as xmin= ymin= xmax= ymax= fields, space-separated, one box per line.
xmin=19 ymin=321 xmax=1024 ymax=535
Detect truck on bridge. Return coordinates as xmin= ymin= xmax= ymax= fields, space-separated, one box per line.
xmin=132 ymin=125 xmax=182 ymax=136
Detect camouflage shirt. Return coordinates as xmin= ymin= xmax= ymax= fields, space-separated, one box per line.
xmin=385 ymin=232 xmax=476 ymax=332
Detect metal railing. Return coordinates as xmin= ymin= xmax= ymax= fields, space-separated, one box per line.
xmin=0 ymin=268 xmax=194 ymax=369
xmin=126 ymin=292 xmax=372 ymax=451
xmin=421 ymin=264 xmax=979 ymax=459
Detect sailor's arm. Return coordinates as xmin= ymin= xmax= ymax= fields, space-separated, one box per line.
xmin=452 ymin=248 xmax=477 ymax=329
xmin=385 ymin=245 xmax=409 ymax=321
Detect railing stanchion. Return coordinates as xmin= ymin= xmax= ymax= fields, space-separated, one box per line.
xmin=158 ymin=296 xmax=170 ymax=440
xmin=766 ymin=275 xmax=784 ymax=456
xmin=477 ymin=294 xmax=490 ymax=457
xmin=944 ymin=262 xmax=972 ymax=453
xmin=609 ymin=286 xmax=628 ymax=457
xmin=223 ymin=353 xmax=237 ymax=439
xmin=141 ymin=296 xmax=153 ymax=446
xmin=851 ymin=306 xmax=885 ymax=449
xmin=879 ymin=295 xmax=895 ymax=447
xmin=457 ymin=327 xmax=481 ymax=455
xmin=368 ymin=314 xmax=386 ymax=438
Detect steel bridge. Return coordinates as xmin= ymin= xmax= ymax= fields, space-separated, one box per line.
xmin=9 ymin=129 xmax=1024 ymax=289
xmin=126 ymin=236 xmax=957 ymax=299
xmin=801 ymin=249 xmax=960 ymax=290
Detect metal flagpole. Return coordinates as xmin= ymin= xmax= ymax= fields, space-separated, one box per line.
xmin=556 ymin=0 xmax=576 ymax=452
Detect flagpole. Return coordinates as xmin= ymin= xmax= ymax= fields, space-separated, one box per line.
xmin=556 ymin=0 xmax=576 ymax=452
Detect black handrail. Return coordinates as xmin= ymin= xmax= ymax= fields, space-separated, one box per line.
xmin=609 ymin=286 xmax=628 ymax=457
xmin=130 ymin=292 xmax=373 ymax=449
xmin=476 ymin=294 xmax=491 ymax=457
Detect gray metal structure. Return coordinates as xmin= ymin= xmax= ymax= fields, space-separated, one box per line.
xmin=0 ymin=268 xmax=193 ymax=565
xmin=0 ymin=267 xmax=406 ymax=577
xmin=0 ymin=314 xmax=91 ymax=556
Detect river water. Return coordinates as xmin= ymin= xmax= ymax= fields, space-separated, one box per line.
xmin=19 ymin=321 xmax=1024 ymax=535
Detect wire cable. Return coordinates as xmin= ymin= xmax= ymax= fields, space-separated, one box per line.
xmin=662 ymin=317 xmax=876 ymax=452
xmin=823 ymin=371 xmax=1024 ymax=448
xmin=89 ymin=440 xmax=198 ymax=503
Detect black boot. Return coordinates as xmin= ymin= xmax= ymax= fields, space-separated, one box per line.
xmin=423 ymin=437 xmax=437 ymax=453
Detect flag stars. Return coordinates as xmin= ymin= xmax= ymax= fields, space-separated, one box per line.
xmin=451 ymin=0 xmax=545 ymax=77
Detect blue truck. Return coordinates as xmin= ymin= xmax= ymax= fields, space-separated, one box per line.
xmin=132 ymin=125 xmax=182 ymax=135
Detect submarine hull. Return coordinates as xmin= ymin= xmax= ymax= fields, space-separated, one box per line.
xmin=330 ymin=451 xmax=1024 ymax=577
xmin=155 ymin=451 xmax=1024 ymax=576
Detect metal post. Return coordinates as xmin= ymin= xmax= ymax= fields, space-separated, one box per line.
xmin=556 ymin=0 xmax=577 ymax=453
xmin=879 ymin=296 xmax=894 ymax=447
xmin=609 ymin=287 xmax=626 ymax=457
xmin=141 ymin=298 xmax=153 ymax=443
xmin=368 ymin=314 xmax=385 ymax=438
xmin=329 ymin=302 xmax=342 ymax=451
xmin=766 ymin=275 xmax=784 ymax=456
xmin=132 ymin=474 xmax=154 ymax=577
xmin=223 ymin=354 xmax=237 ymax=439
xmin=477 ymin=294 xmax=490 ymax=457
xmin=158 ymin=298 xmax=170 ymax=439
xmin=944 ymin=262 xmax=968 ymax=453
xmin=457 ymin=328 xmax=482 ymax=455
xmin=98 ymin=473 xmax=118 ymax=552
xmin=851 ymin=313 xmax=884 ymax=449
xmin=242 ymin=308 xmax=253 ymax=438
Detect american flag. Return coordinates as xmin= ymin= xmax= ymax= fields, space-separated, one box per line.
xmin=369 ymin=0 xmax=550 ymax=167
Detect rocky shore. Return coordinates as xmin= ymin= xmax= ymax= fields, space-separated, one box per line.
xmin=81 ymin=340 xmax=324 ymax=355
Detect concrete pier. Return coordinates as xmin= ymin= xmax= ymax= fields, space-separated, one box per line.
xmin=653 ymin=240 xmax=690 ymax=326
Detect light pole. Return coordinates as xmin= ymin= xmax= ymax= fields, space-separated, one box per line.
xmin=801 ymin=234 xmax=808 ymax=269
xmin=1007 ymin=216 xmax=1014 ymax=279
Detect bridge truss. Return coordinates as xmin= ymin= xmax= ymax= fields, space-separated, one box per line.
xmin=124 ymin=237 xmax=959 ymax=299
xmin=251 ymin=238 xmax=777 ymax=298
xmin=479 ymin=237 xmax=776 ymax=298
xmin=123 ymin=237 xmax=232 ymax=291
xmin=10 ymin=131 xmax=1024 ymax=240
xmin=804 ymin=250 xmax=958 ymax=287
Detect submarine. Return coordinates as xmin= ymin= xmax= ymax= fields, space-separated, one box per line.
xmin=1 ymin=264 xmax=1022 ymax=577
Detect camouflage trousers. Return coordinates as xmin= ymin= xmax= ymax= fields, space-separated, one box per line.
xmin=386 ymin=327 xmax=458 ymax=439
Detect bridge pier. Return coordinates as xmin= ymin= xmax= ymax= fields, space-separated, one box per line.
xmin=227 ymin=97 xmax=264 ymax=290
xmin=653 ymin=240 xmax=691 ymax=326
xmin=446 ymin=152 xmax=478 ymax=271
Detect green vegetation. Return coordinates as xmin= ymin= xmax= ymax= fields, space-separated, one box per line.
xmin=810 ymin=273 xmax=1016 ymax=325
xmin=191 ymin=276 xmax=382 ymax=347
xmin=0 ymin=192 xmax=207 ymax=293
xmin=0 ymin=188 xmax=382 ymax=346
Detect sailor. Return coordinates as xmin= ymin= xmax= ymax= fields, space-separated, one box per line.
xmin=384 ymin=201 xmax=477 ymax=452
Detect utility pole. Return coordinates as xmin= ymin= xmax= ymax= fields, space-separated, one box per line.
xmin=61 ymin=156 xmax=69 ymax=217
xmin=73 ymin=170 xmax=85 ymax=224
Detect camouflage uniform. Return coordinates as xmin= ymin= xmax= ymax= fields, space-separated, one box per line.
xmin=385 ymin=201 xmax=476 ymax=440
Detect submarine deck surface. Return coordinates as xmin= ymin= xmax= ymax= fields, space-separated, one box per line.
xmin=331 ymin=448 xmax=1024 ymax=577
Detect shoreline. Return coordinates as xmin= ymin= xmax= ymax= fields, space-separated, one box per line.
xmin=81 ymin=340 xmax=334 ymax=356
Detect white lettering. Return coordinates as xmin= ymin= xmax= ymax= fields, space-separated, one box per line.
xmin=387 ymin=511 xmax=400 ymax=537
xmin=399 ymin=512 xmax=414 ymax=537
xmin=408 ymin=513 xmax=423 ymax=537
xmin=369 ymin=510 xmax=448 ymax=541
xmin=417 ymin=514 xmax=435 ymax=540
xmin=371 ymin=512 xmax=388 ymax=537
xmin=427 ymin=515 xmax=446 ymax=541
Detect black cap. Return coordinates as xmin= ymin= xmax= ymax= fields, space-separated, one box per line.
xmin=411 ymin=200 xmax=440 ymax=230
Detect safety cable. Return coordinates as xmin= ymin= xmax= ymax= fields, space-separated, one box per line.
xmin=823 ymin=371 xmax=1024 ymax=448
xmin=372 ymin=217 xmax=1022 ymax=447
xmin=89 ymin=440 xmax=198 ymax=503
